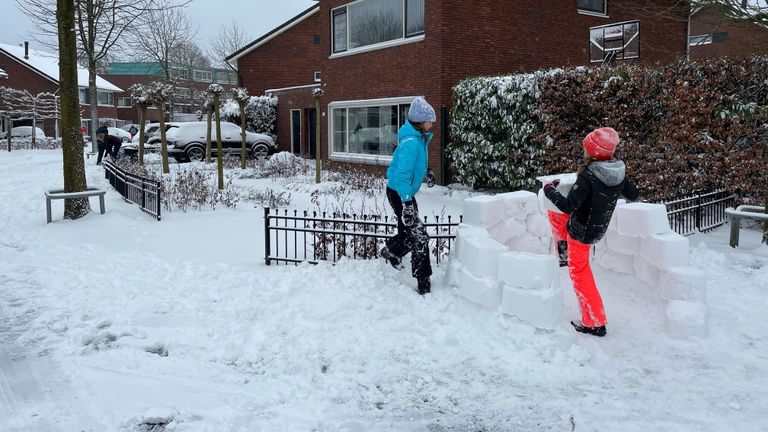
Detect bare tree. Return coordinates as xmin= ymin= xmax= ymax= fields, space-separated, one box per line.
xmin=128 ymin=5 xmax=197 ymax=80
xmin=17 ymin=0 xmax=170 ymax=152
xmin=128 ymin=84 xmax=150 ymax=165
xmin=171 ymin=41 xmax=212 ymax=68
xmin=208 ymin=20 xmax=248 ymax=83
xmin=0 ymin=88 xmax=60 ymax=145
xmin=207 ymin=84 xmax=224 ymax=189
xmin=56 ymin=0 xmax=89 ymax=219
xmin=146 ymin=81 xmax=175 ymax=174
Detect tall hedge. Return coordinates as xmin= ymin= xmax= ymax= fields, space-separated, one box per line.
xmin=448 ymin=57 xmax=768 ymax=203
xmin=221 ymin=95 xmax=278 ymax=140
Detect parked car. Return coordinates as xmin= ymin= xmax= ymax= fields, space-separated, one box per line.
xmin=8 ymin=126 xmax=47 ymax=138
xmin=108 ymin=127 xmax=132 ymax=143
xmin=123 ymin=123 xmax=180 ymax=159
xmin=165 ymin=121 xmax=276 ymax=162
xmin=119 ymin=123 xmax=140 ymax=133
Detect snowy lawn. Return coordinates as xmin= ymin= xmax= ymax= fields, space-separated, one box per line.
xmin=1 ymin=149 xmax=767 ymax=432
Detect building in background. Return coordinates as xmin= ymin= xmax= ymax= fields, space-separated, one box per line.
xmin=230 ymin=0 xmax=689 ymax=183
xmin=0 ymin=41 xmax=122 ymax=137
xmin=688 ymin=5 xmax=768 ymax=60
xmin=103 ymin=62 xmax=237 ymax=124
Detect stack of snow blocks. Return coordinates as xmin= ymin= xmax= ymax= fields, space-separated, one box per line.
xmin=593 ymin=202 xmax=708 ymax=338
xmin=446 ymin=191 xmax=564 ymax=330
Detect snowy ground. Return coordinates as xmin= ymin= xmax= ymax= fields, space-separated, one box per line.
xmin=1 ymin=149 xmax=767 ymax=432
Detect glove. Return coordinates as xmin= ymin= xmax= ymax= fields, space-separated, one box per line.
xmin=426 ymin=168 xmax=436 ymax=188
xmin=401 ymin=201 xmax=417 ymax=227
xmin=543 ymin=179 xmax=560 ymax=194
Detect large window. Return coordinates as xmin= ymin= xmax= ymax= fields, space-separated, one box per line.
xmin=330 ymin=99 xmax=412 ymax=161
xmin=578 ymin=0 xmax=607 ymax=15
xmin=332 ymin=0 xmax=424 ymax=54
xmin=78 ymin=88 xmax=89 ymax=104
xmin=171 ymin=67 xmax=189 ymax=80
xmin=97 ymin=91 xmax=113 ymax=106
xmin=116 ymin=97 xmax=132 ymax=108
xmin=194 ymin=70 xmax=212 ymax=82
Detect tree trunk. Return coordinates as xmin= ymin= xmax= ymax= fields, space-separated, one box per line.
xmin=215 ymin=95 xmax=224 ymax=190
xmin=315 ymin=96 xmax=322 ymax=184
xmin=158 ymin=102 xmax=170 ymax=174
xmin=89 ymin=58 xmax=99 ymax=154
xmin=57 ymin=0 xmax=90 ymax=219
xmin=763 ymin=189 xmax=767 ymax=245
xmin=6 ymin=117 xmax=11 ymax=152
xmin=138 ymin=106 xmax=147 ymax=165
xmin=240 ymin=101 xmax=247 ymax=169
xmin=206 ymin=108 xmax=212 ymax=164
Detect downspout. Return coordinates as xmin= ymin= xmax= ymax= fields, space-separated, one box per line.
xmin=686 ymin=7 xmax=691 ymax=60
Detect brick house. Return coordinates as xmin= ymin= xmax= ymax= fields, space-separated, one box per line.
xmin=103 ymin=62 xmax=237 ymax=125
xmin=230 ymin=0 xmax=688 ymax=183
xmin=689 ymin=5 xmax=768 ymax=60
xmin=0 ymin=42 xmax=122 ymax=138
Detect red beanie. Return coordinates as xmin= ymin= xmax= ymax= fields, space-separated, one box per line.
xmin=583 ymin=127 xmax=619 ymax=160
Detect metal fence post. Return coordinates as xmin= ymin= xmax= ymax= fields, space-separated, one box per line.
xmin=695 ymin=191 xmax=702 ymax=232
xmin=264 ymin=207 xmax=271 ymax=266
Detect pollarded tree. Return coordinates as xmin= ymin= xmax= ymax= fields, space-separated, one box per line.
xmin=207 ymin=84 xmax=224 ymax=189
xmin=128 ymin=84 xmax=150 ymax=165
xmin=0 ymin=87 xmax=60 ymax=146
xmin=201 ymin=95 xmax=214 ymax=164
xmin=230 ymin=87 xmax=249 ymax=169
xmin=146 ymin=81 xmax=174 ymax=174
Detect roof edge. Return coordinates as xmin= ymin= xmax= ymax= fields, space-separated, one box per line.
xmin=226 ymin=4 xmax=320 ymax=62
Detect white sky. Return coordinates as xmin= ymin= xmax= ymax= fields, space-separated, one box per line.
xmin=0 ymin=0 xmax=316 ymax=57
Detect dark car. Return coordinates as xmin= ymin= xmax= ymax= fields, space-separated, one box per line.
xmin=165 ymin=122 xmax=276 ymax=162
xmin=122 ymin=123 xmax=180 ymax=158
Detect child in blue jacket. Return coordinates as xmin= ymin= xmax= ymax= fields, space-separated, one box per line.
xmin=380 ymin=97 xmax=436 ymax=295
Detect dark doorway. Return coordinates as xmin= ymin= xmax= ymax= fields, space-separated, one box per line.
xmin=290 ymin=109 xmax=301 ymax=155
xmin=306 ymin=108 xmax=317 ymax=158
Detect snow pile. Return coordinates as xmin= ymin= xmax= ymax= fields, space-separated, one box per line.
xmin=446 ymin=191 xmax=563 ymax=329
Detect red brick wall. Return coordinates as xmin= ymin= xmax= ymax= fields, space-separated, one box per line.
xmin=236 ymin=8 xmax=324 ymax=95
xmin=690 ymin=6 xmax=768 ymax=60
xmin=270 ymin=88 xmax=319 ymax=155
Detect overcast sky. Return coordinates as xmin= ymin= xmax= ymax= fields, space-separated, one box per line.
xmin=0 ymin=0 xmax=316 ymax=56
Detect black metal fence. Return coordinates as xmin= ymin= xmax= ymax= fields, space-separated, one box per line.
xmin=264 ymin=208 xmax=461 ymax=266
xmin=104 ymin=161 xmax=162 ymax=221
xmin=660 ymin=189 xmax=735 ymax=235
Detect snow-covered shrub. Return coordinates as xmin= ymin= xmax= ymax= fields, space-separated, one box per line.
xmin=7 ymin=137 xmax=62 ymax=150
xmin=241 ymin=188 xmax=293 ymax=208
xmin=220 ymin=95 xmax=278 ymax=139
xmin=323 ymin=162 xmax=387 ymax=196
xmin=161 ymin=168 xmax=239 ymax=211
xmin=448 ymin=72 xmax=546 ymax=190
xmin=261 ymin=151 xmax=310 ymax=178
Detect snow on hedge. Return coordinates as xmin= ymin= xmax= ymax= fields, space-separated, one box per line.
xmin=221 ymin=95 xmax=278 ymax=138
xmin=448 ymin=72 xmax=546 ymax=190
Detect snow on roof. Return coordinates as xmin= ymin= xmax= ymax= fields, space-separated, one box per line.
xmin=0 ymin=67 xmax=7 ymax=79
xmin=0 ymin=42 xmax=122 ymax=92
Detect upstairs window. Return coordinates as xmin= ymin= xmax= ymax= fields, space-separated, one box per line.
xmin=171 ymin=67 xmax=189 ymax=80
xmin=116 ymin=97 xmax=132 ymax=108
xmin=194 ymin=70 xmax=212 ymax=82
xmin=688 ymin=34 xmax=713 ymax=47
xmin=97 ymin=91 xmax=113 ymax=106
xmin=578 ymin=0 xmax=607 ymax=15
xmin=332 ymin=0 xmax=425 ymax=54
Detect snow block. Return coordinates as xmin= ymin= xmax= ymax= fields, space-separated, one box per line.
xmin=497 ymin=191 xmax=539 ymax=219
xmin=658 ymin=266 xmax=707 ymax=303
xmin=594 ymin=247 xmax=635 ymax=274
xmin=640 ymin=232 xmax=690 ymax=268
xmin=507 ymin=234 xmax=549 ymax=255
xmin=615 ymin=203 xmax=671 ymax=236
xmin=445 ymin=261 xmax=462 ymax=288
xmin=606 ymin=228 xmax=641 ymax=255
xmin=664 ymin=300 xmax=708 ymax=338
xmin=454 ymin=225 xmax=489 ymax=259
xmin=487 ymin=218 xmax=526 ymax=245
xmin=500 ymin=285 xmax=564 ymax=329
xmin=526 ymin=213 xmax=553 ymax=238
xmin=463 ymin=195 xmax=507 ymax=228
xmin=497 ymin=251 xmax=559 ymax=291
xmin=460 ymin=237 xmax=508 ymax=279
xmin=633 ymin=256 xmax=660 ymax=286
xmin=458 ymin=267 xmax=502 ymax=310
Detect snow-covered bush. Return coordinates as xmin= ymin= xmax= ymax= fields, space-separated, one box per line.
xmin=448 ymin=72 xmax=546 ymax=190
xmin=261 ymin=151 xmax=310 ymax=178
xmin=220 ymin=95 xmax=277 ymax=139
xmin=6 ymin=137 xmax=62 ymax=150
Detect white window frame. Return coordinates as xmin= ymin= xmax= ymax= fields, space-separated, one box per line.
xmin=96 ymin=91 xmax=114 ymax=107
xmin=176 ymin=87 xmax=191 ymax=98
xmin=194 ymin=70 xmax=213 ymax=82
xmin=330 ymin=0 xmax=425 ymax=58
xmin=171 ymin=67 xmax=189 ymax=80
xmin=328 ymin=96 xmax=417 ymax=165
xmin=314 ymin=71 xmax=322 ymax=82
xmin=688 ymin=34 xmax=713 ymax=47
xmin=116 ymin=97 xmax=132 ymax=108
xmin=578 ymin=0 xmax=608 ymax=17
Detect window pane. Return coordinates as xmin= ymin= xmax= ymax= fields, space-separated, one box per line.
xmin=406 ymin=0 xmax=425 ymax=36
xmin=333 ymin=8 xmax=348 ymax=52
xmin=333 ymin=108 xmax=346 ymax=153
xmin=578 ymin=0 xmax=605 ymax=14
xmin=349 ymin=0 xmax=403 ymax=49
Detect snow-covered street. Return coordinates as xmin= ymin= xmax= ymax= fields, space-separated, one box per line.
xmin=1 ymin=150 xmax=767 ymax=432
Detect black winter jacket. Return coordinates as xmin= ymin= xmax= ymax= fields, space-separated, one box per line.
xmin=545 ymin=160 xmax=639 ymax=245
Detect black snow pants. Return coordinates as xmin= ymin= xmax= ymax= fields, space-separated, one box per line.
xmin=385 ymin=187 xmax=432 ymax=280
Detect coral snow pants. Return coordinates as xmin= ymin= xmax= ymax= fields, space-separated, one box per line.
xmin=547 ymin=210 xmax=607 ymax=327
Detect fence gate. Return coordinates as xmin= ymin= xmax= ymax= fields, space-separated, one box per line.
xmin=264 ymin=208 xmax=461 ymax=266
xmin=660 ymin=189 xmax=735 ymax=236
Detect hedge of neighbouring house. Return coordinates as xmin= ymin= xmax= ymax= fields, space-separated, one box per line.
xmin=221 ymin=95 xmax=278 ymax=140
xmin=448 ymin=57 xmax=768 ymax=203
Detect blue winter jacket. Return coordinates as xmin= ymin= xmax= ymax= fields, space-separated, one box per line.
xmin=386 ymin=120 xmax=433 ymax=202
